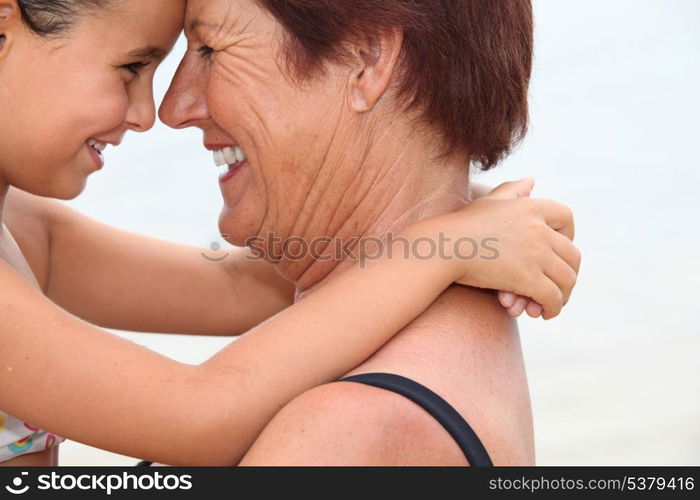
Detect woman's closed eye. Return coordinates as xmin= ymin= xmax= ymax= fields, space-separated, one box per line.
xmin=196 ymin=45 xmax=215 ymax=59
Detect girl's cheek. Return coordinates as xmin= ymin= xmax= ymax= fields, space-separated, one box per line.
xmin=101 ymin=88 xmax=131 ymax=130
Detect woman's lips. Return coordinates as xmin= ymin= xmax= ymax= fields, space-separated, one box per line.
xmin=86 ymin=143 xmax=104 ymax=170
xmin=219 ymin=160 xmax=247 ymax=183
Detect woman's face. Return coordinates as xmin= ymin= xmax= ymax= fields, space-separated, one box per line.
xmin=160 ymin=0 xmax=350 ymax=247
xmin=0 ymin=0 xmax=184 ymax=199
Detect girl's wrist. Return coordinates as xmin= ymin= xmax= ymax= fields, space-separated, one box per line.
xmin=394 ymin=216 xmax=463 ymax=282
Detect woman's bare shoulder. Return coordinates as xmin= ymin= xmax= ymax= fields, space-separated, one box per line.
xmin=242 ymin=285 xmax=535 ymax=465
xmin=356 ymin=284 xmax=534 ymax=463
xmin=351 ymin=284 xmax=520 ymax=372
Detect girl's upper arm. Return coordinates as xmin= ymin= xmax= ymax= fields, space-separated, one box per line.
xmin=0 ymin=260 xmax=229 ymax=464
xmin=0 ymin=214 xmax=471 ymax=464
xmin=5 ymin=189 xmax=294 ymax=335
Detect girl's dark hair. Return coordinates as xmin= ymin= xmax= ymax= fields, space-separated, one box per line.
xmin=16 ymin=0 xmax=112 ymax=37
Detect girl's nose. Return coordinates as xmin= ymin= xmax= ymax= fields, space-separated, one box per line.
xmin=127 ymin=103 xmax=156 ymax=133
xmin=127 ymin=84 xmax=157 ymax=133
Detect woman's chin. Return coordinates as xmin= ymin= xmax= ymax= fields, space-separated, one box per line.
xmin=218 ymin=207 xmax=263 ymax=249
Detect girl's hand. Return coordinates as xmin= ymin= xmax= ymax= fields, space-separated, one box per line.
xmin=470 ymin=180 xmax=544 ymax=317
xmin=450 ymin=178 xmax=580 ymax=320
xmin=498 ymin=291 xmax=544 ymax=319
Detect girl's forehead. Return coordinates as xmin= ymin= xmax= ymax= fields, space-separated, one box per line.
xmin=90 ymin=0 xmax=184 ymax=44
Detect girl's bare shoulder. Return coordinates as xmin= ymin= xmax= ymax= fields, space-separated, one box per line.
xmin=3 ymin=188 xmax=56 ymax=290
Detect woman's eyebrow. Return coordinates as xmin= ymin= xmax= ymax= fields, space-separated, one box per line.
xmin=187 ymin=18 xmax=244 ymax=39
xmin=187 ymin=18 xmax=221 ymax=33
xmin=127 ymin=45 xmax=167 ymax=60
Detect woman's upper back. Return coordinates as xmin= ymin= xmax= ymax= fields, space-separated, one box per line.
xmin=241 ymin=283 xmax=535 ymax=465
xmin=346 ymin=284 xmax=535 ymax=464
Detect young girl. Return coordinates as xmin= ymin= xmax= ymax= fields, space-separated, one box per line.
xmin=0 ymin=0 xmax=580 ymax=466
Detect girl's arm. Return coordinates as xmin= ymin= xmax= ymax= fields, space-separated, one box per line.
xmin=0 ymin=228 xmax=464 ymax=466
xmin=0 ymin=180 xmax=579 ymax=465
xmin=4 ymin=188 xmax=294 ymax=335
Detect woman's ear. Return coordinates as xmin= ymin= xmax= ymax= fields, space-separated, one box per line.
xmin=346 ymin=27 xmax=403 ymax=113
xmin=0 ymin=1 xmax=21 ymax=57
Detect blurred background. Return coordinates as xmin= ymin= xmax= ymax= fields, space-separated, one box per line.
xmin=60 ymin=0 xmax=699 ymax=465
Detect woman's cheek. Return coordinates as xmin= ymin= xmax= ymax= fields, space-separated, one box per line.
xmin=207 ymin=83 xmax=247 ymax=140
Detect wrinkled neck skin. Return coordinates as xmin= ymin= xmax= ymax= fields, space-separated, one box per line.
xmin=280 ymin=110 xmax=472 ymax=301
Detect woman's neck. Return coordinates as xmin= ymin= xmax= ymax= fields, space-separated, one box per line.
xmin=290 ymin=139 xmax=471 ymax=300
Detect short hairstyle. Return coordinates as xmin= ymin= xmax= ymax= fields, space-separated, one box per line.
xmin=16 ymin=0 xmax=114 ymax=37
xmin=256 ymin=0 xmax=533 ymax=170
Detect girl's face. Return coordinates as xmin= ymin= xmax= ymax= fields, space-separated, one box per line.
xmin=0 ymin=0 xmax=184 ymax=199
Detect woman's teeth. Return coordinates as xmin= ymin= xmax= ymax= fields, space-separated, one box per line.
xmin=213 ymin=146 xmax=246 ymax=167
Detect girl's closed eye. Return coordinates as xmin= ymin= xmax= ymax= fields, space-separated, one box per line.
xmin=121 ymin=60 xmax=151 ymax=76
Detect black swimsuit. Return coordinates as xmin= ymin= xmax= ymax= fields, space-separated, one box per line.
xmin=340 ymin=373 xmax=493 ymax=466
xmin=137 ymin=372 xmax=492 ymax=467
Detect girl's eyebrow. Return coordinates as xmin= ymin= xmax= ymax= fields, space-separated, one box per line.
xmin=127 ymin=45 xmax=167 ymax=60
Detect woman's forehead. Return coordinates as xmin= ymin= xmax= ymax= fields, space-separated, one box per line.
xmin=186 ymin=0 xmax=237 ymax=25
xmin=184 ymin=0 xmax=259 ymax=33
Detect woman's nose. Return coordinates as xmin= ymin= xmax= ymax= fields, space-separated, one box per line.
xmin=159 ymin=55 xmax=210 ymax=129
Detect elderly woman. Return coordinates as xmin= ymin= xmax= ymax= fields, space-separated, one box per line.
xmin=159 ymin=0 xmax=541 ymax=464
xmin=0 ymin=0 xmax=578 ymax=467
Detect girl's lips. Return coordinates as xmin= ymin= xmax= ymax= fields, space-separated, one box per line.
xmin=86 ymin=143 xmax=104 ymax=170
xmin=219 ymin=160 xmax=247 ymax=183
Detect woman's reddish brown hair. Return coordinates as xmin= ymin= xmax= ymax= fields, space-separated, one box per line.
xmin=256 ymin=0 xmax=533 ymax=170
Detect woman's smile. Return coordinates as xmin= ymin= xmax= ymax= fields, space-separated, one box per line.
xmin=219 ymin=159 xmax=248 ymax=184
xmin=206 ymin=143 xmax=249 ymax=183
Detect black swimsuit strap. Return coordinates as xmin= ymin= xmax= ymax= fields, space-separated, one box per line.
xmin=340 ymin=372 xmax=493 ymax=466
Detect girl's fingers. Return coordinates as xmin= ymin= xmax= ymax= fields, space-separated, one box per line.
xmin=544 ymin=255 xmax=577 ymax=306
xmin=534 ymin=275 xmax=564 ymax=320
xmin=525 ymin=300 xmax=543 ymax=318
xmin=503 ymin=294 xmax=543 ymax=319
xmin=469 ymin=182 xmax=495 ymax=201
xmin=507 ymin=296 xmax=529 ymax=317
xmin=499 ymin=291 xmax=517 ymax=308
xmin=549 ymin=229 xmax=582 ymax=274
xmin=536 ymin=199 xmax=575 ymax=241
xmin=487 ymin=177 xmax=535 ymax=200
